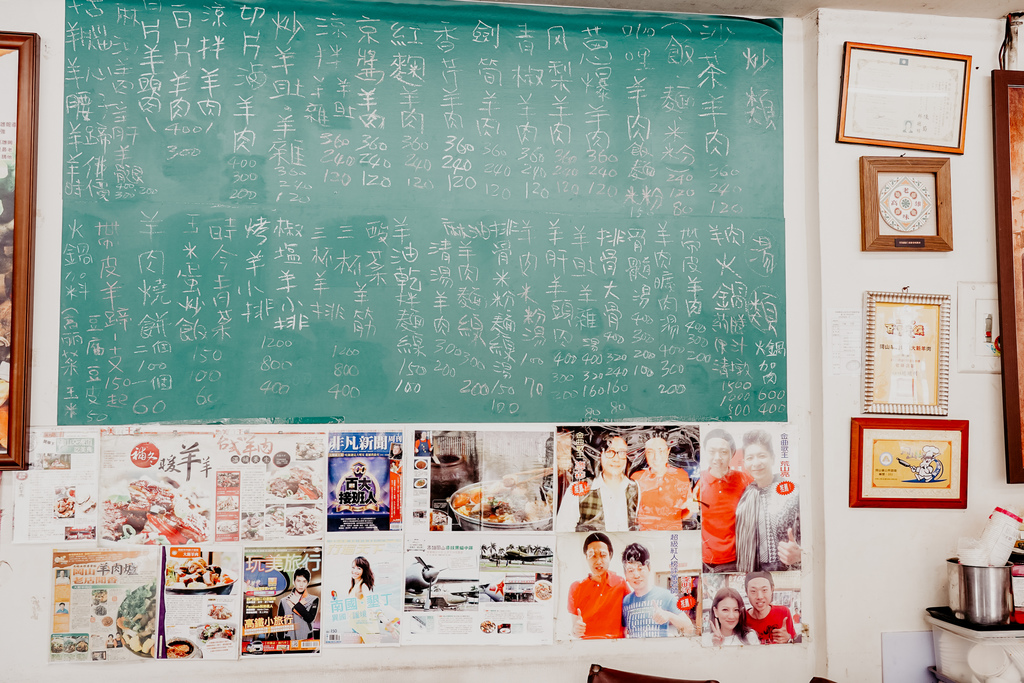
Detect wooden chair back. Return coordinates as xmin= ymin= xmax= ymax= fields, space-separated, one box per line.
xmin=588 ymin=664 xmax=720 ymax=683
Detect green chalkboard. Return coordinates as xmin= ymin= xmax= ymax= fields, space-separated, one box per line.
xmin=59 ymin=0 xmax=786 ymax=425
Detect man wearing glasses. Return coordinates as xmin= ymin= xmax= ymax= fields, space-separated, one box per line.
xmin=567 ymin=532 xmax=629 ymax=639
xmin=556 ymin=435 xmax=639 ymax=532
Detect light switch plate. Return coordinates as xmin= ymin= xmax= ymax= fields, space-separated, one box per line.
xmin=957 ymin=282 xmax=1001 ymax=373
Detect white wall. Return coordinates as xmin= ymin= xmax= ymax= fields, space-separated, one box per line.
xmin=815 ymin=8 xmax=1013 ymax=683
xmin=9 ymin=2 xmax=1012 ymax=682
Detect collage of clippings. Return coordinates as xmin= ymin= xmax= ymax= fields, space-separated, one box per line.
xmin=22 ymin=423 xmax=801 ymax=661
xmin=548 ymin=424 xmax=801 ymax=645
xmin=13 ymin=430 xmax=99 ymax=543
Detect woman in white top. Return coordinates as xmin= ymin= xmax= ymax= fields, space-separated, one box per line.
xmin=708 ymin=587 xmax=759 ymax=646
xmin=348 ymin=556 xmax=378 ymax=643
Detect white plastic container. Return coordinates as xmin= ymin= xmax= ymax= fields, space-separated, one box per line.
xmin=968 ymin=642 xmax=1010 ymax=678
xmin=983 ymin=507 xmax=1023 ymax=567
xmin=927 ymin=611 xmax=1024 ymax=683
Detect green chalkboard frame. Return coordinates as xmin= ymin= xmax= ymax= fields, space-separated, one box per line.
xmin=57 ymin=0 xmax=786 ymax=426
xmin=0 ymin=32 xmax=38 ymax=470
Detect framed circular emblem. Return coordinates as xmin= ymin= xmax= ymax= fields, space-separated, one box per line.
xmin=879 ymin=176 xmax=932 ymax=233
xmin=859 ymin=156 xmax=952 ymax=251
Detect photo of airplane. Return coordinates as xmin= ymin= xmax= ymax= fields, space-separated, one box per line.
xmin=405 ymin=556 xmax=482 ymax=611
xmin=480 ymin=542 xmax=553 ymax=567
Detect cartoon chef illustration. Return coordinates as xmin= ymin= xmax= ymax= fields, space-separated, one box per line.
xmin=899 ymin=445 xmax=943 ymax=483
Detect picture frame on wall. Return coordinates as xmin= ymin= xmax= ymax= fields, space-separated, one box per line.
xmin=863 ymin=290 xmax=950 ymax=416
xmin=859 ymin=156 xmax=952 ymax=251
xmin=0 ymin=32 xmax=40 ymax=470
xmin=838 ymin=42 xmax=971 ymax=154
xmin=991 ymin=70 xmax=1024 ymax=483
xmin=849 ymin=417 xmax=968 ymax=509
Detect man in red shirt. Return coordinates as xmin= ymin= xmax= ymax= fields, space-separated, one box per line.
xmin=698 ymin=428 xmax=753 ymax=572
xmin=745 ymin=571 xmax=796 ymax=644
xmin=631 ymin=436 xmax=693 ymax=530
xmin=567 ymin=532 xmax=629 ymax=639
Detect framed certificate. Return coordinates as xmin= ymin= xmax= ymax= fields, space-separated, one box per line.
xmin=850 ymin=417 xmax=968 ymax=509
xmin=863 ymin=291 xmax=950 ymax=415
xmin=838 ymin=42 xmax=971 ymax=154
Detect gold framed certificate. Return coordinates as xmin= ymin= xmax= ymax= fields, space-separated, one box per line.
xmin=863 ymin=291 xmax=950 ymax=415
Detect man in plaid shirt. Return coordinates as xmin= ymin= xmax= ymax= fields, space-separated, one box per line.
xmin=557 ymin=435 xmax=639 ymax=532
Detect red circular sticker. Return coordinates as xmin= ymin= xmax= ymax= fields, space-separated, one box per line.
xmin=776 ymin=480 xmax=795 ymax=496
xmin=570 ymin=481 xmax=591 ymax=497
xmin=130 ymin=442 xmax=160 ymax=468
xmin=677 ymin=595 xmax=697 ymax=611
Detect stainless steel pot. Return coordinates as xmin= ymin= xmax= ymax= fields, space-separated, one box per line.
xmin=947 ymin=557 xmax=1014 ymax=625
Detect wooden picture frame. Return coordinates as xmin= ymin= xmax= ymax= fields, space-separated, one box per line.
xmin=863 ymin=291 xmax=950 ymax=415
xmin=860 ymin=156 xmax=952 ymax=251
xmin=0 ymin=32 xmax=39 ymax=470
xmin=991 ymin=70 xmax=1024 ymax=483
xmin=850 ymin=417 xmax=968 ymax=509
xmin=838 ymin=42 xmax=971 ymax=154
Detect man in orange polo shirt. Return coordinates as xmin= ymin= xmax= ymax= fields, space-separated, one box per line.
xmin=631 ymin=436 xmax=693 ymax=530
xmin=567 ymin=532 xmax=629 ymax=639
xmin=698 ymin=428 xmax=753 ymax=573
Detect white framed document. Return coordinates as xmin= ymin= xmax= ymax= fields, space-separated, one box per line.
xmin=838 ymin=42 xmax=971 ymax=154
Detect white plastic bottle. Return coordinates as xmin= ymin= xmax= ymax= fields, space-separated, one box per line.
xmin=982 ymin=507 xmax=1023 ymax=567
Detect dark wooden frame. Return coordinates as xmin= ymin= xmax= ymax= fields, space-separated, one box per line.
xmin=0 ymin=32 xmax=39 ymax=470
xmin=838 ymin=42 xmax=971 ymax=154
xmin=850 ymin=417 xmax=969 ymax=509
xmin=860 ymin=156 xmax=952 ymax=251
xmin=991 ymin=70 xmax=1024 ymax=483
